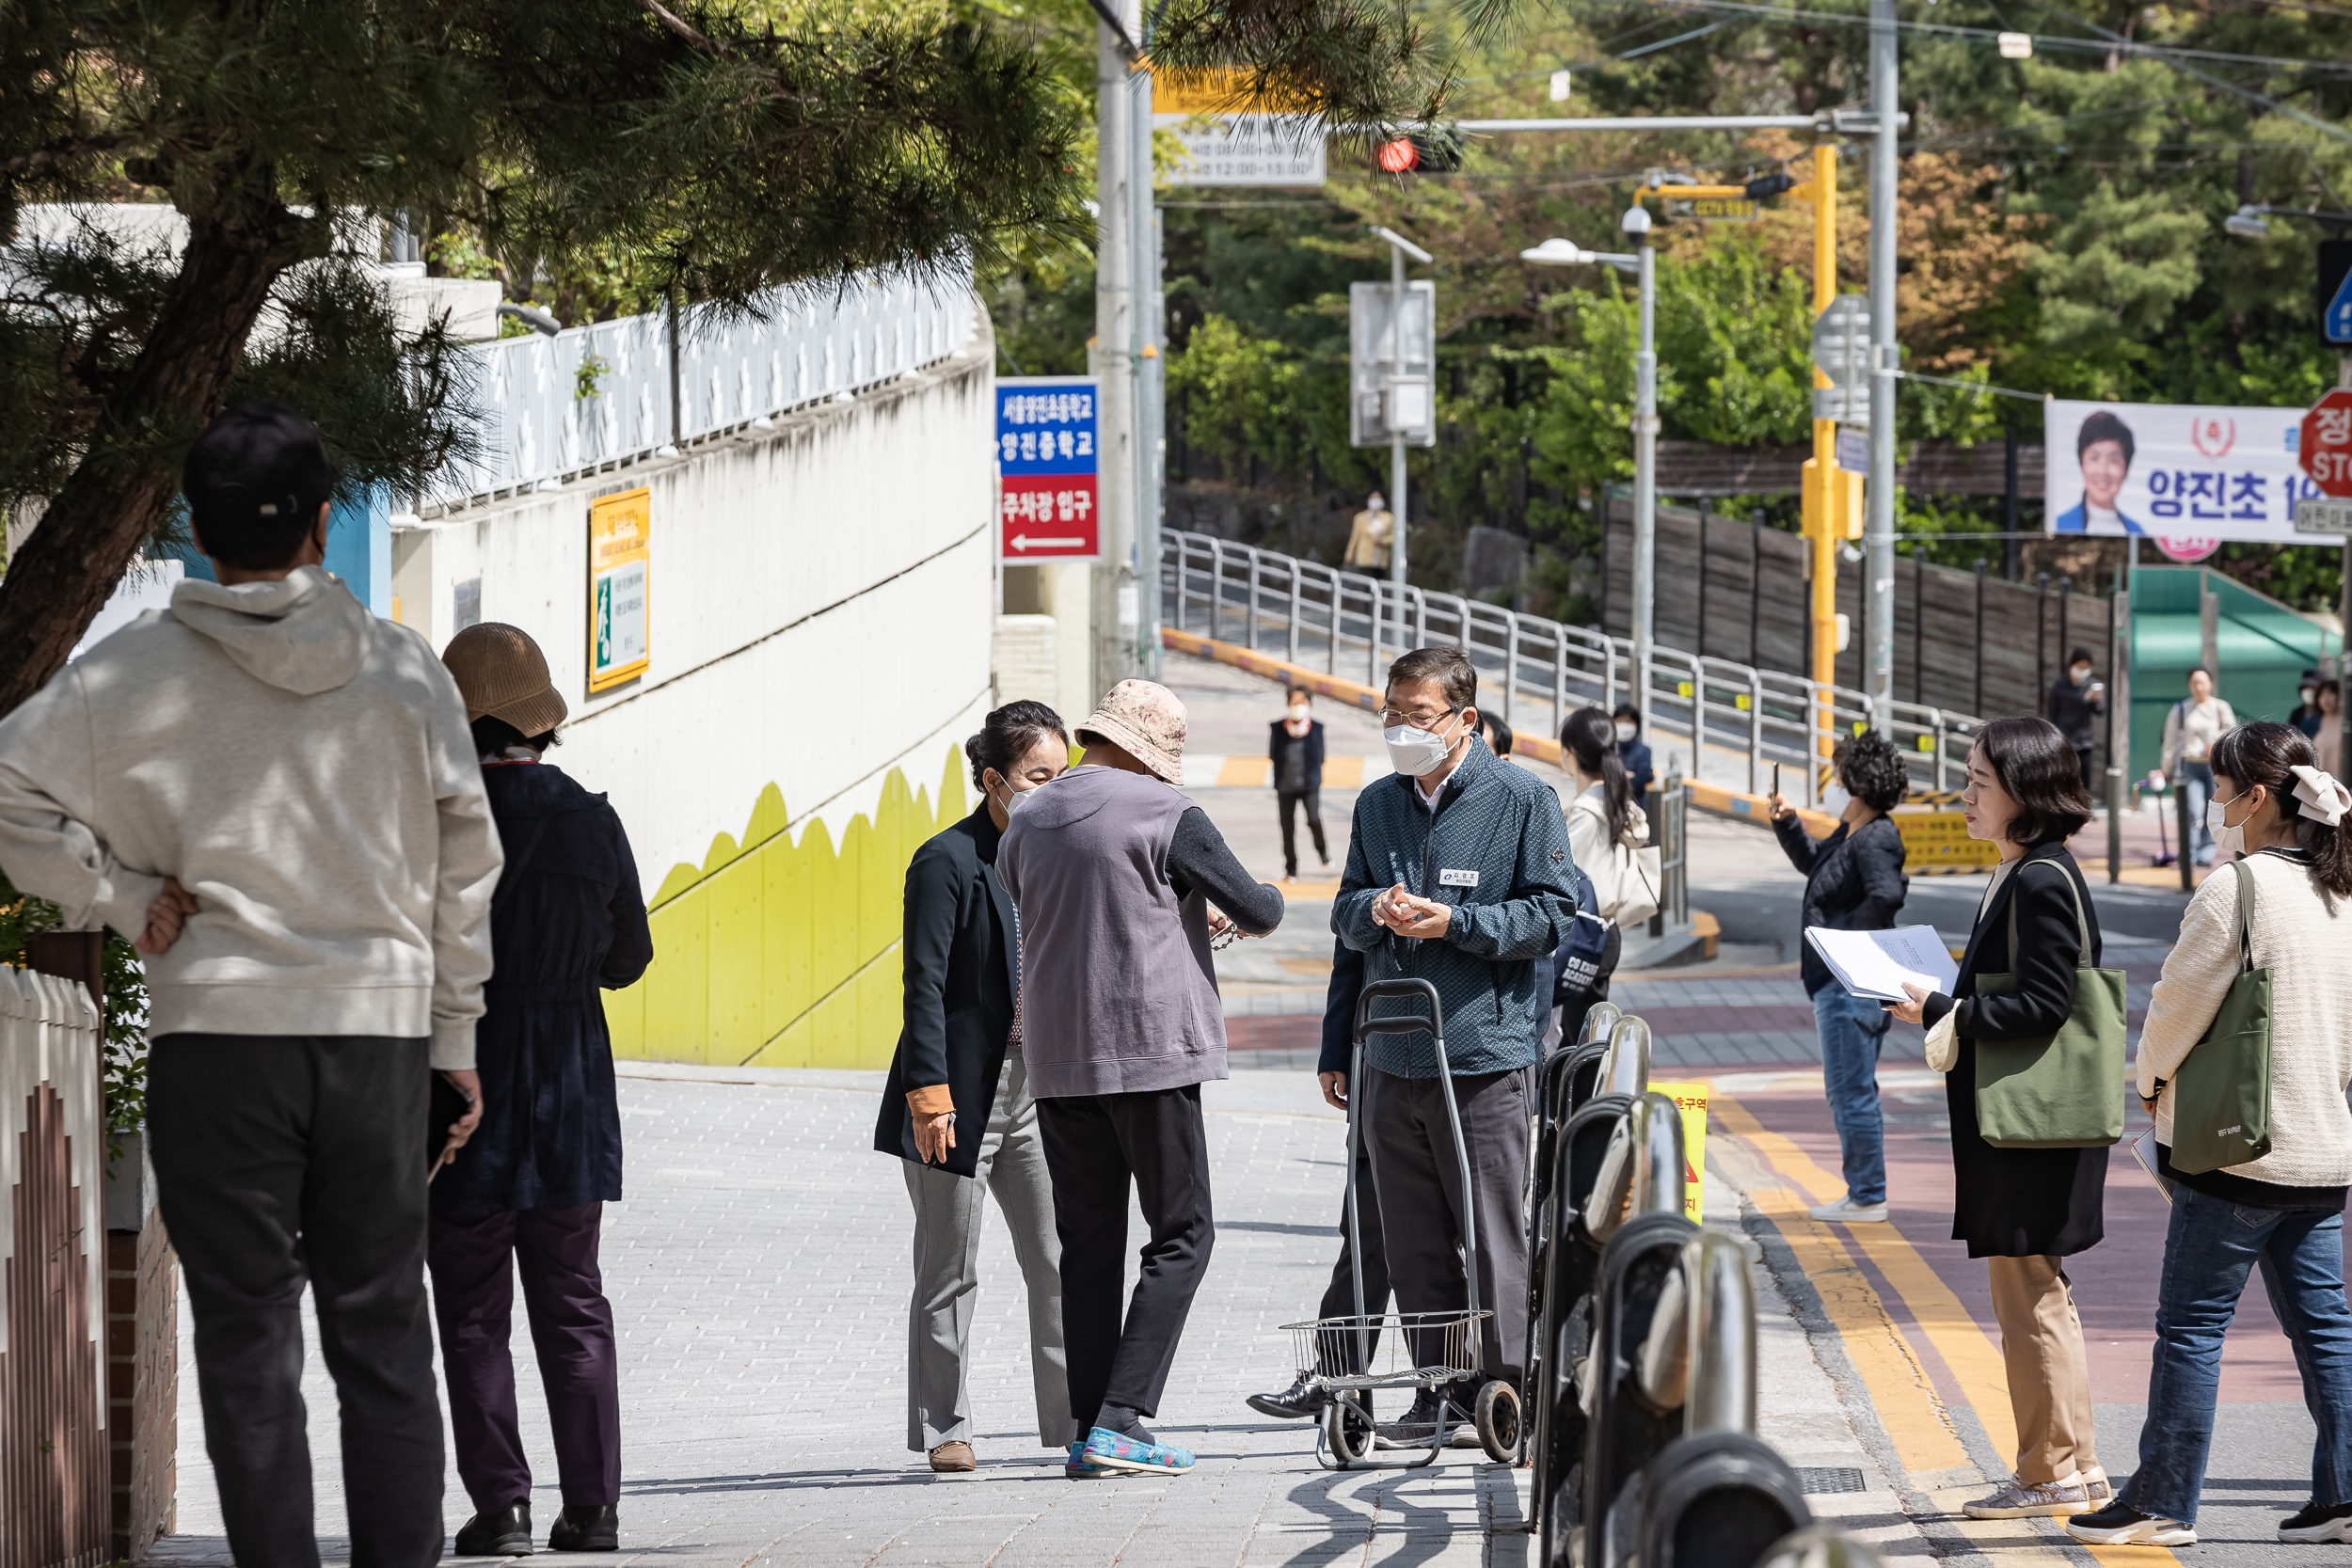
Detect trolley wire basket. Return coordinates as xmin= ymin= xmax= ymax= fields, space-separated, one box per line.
xmin=1277 ymin=1308 xmax=1492 ymax=1395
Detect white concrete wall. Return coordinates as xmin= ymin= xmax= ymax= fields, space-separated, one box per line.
xmin=391 ymin=313 xmax=996 ymax=889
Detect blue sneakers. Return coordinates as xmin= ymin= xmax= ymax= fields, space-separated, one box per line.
xmin=1065 ymin=1438 xmax=1108 ymax=1480
xmin=1074 ymin=1426 xmax=1195 ymax=1474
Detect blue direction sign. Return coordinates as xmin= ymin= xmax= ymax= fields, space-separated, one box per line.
xmin=2321 ymin=240 xmax=2352 ymax=346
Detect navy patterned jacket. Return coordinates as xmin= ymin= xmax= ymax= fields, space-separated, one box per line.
xmin=1332 ymin=740 xmax=1578 ymax=1078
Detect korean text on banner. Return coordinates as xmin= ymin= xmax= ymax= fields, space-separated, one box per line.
xmin=1650 ymin=1080 xmax=1711 ymax=1223
xmin=588 ymin=486 xmax=650 ymax=694
xmin=2044 ymin=399 xmax=2332 ymax=546
xmin=996 ymin=376 xmax=1101 ymax=562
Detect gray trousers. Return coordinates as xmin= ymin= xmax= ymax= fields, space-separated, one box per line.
xmin=902 ymin=1047 xmax=1075 ymax=1450
xmin=1365 ymin=1065 xmax=1534 ymax=1390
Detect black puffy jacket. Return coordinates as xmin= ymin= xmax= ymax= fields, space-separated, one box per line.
xmin=1772 ymin=812 xmax=1909 ymax=997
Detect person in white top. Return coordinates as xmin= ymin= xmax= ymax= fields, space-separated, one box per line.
xmin=1554 ymin=706 xmax=1650 ymax=1039
xmin=2159 ymin=668 xmax=2236 ymax=868
xmin=2067 ymin=720 xmax=2352 ymax=1548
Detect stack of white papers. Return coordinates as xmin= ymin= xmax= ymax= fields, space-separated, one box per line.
xmin=1804 ymin=925 xmax=1961 ymax=1003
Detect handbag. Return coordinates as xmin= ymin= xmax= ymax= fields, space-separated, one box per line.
xmin=1971 ymin=860 xmax=2128 ymax=1149
xmin=1553 ymin=863 xmax=1613 ymax=1004
xmin=2165 ymin=859 xmax=2273 ymax=1175
xmin=1612 ymin=840 xmax=1663 ymax=927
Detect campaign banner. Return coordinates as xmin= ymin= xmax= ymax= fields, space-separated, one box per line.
xmin=2044 ymin=399 xmax=2333 ymax=551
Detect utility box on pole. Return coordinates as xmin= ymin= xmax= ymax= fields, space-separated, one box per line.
xmin=1348 ymin=280 xmax=1438 ymax=450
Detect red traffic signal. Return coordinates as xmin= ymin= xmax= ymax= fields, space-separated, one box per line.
xmin=1374 ymin=130 xmax=1463 ymax=176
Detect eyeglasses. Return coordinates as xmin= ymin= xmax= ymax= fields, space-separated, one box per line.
xmin=1381 ymin=705 xmax=1457 ymax=731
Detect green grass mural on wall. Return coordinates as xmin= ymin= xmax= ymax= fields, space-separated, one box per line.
xmin=603 ymin=746 xmax=966 ymax=1069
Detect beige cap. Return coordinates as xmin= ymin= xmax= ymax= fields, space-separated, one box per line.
xmin=443 ymin=622 xmax=568 ymax=737
xmin=1076 ymin=679 xmax=1187 ymax=786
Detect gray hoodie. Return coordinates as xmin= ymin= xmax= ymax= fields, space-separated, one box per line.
xmin=0 ymin=566 xmax=501 ymax=1068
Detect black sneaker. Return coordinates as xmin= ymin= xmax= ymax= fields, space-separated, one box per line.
xmin=1247 ymin=1373 xmax=1329 ymax=1421
xmin=548 ymin=1505 xmax=619 ymax=1552
xmin=2066 ymin=1499 xmax=2194 ymax=1546
xmin=2280 ymin=1499 xmax=2352 ymax=1543
xmin=455 ymin=1503 xmax=534 ymax=1557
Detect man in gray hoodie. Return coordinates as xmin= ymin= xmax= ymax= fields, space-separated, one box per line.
xmin=0 ymin=402 xmax=502 ymax=1568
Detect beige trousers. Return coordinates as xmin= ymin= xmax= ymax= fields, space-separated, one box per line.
xmin=1985 ymin=1254 xmax=2103 ymax=1486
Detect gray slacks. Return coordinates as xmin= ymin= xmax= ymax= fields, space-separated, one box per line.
xmin=1365 ymin=1064 xmax=1534 ymax=1390
xmin=902 ymin=1046 xmax=1076 ymax=1450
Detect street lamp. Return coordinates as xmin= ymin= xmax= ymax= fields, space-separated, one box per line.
xmin=1522 ymin=204 xmax=1658 ymax=737
xmin=2225 ymin=202 xmax=2352 ymax=239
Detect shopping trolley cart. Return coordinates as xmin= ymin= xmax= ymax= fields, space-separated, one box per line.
xmin=1275 ymin=976 xmax=1519 ymax=1468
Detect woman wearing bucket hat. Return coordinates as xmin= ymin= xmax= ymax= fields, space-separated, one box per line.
xmin=430 ymin=623 xmax=653 ymax=1556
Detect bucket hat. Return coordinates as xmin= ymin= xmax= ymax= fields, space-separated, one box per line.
xmin=443 ymin=622 xmax=569 ymax=738
xmin=1076 ymin=679 xmax=1188 ymax=787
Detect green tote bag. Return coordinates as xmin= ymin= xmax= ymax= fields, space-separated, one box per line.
xmin=2166 ymin=859 xmax=2273 ymax=1176
xmin=1972 ymin=862 xmax=2128 ymax=1149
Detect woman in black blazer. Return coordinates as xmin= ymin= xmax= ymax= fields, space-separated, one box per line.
xmin=1889 ymin=717 xmax=2109 ymax=1524
xmin=872 ymin=701 xmax=1078 ymax=1474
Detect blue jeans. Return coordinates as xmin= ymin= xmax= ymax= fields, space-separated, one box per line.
xmin=1813 ymin=987 xmax=1889 ymax=1207
xmin=2179 ymin=760 xmax=2216 ymax=866
xmin=2120 ymin=1186 xmax=2352 ymax=1526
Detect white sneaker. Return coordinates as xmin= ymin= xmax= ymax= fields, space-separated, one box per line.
xmin=1966 ymin=1477 xmax=2089 ymax=1520
xmin=1808 ymin=1196 xmax=1889 ymax=1224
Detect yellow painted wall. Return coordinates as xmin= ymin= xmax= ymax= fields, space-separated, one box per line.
xmin=603 ymin=747 xmax=967 ymax=1069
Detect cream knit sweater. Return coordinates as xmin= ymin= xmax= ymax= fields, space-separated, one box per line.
xmin=2136 ymin=848 xmax=2352 ymax=1187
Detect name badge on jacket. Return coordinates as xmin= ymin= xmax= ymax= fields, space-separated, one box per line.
xmin=1438 ymin=868 xmax=1480 ymax=888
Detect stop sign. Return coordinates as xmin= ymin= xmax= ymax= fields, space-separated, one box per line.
xmin=2300 ymin=388 xmax=2352 ymax=498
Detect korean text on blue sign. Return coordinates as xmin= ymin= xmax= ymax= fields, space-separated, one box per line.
xmin=996 ymin=385 xmax=1098 ymax=476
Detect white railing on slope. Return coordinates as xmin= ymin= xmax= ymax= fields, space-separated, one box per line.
xmin=422 ymin=263 xmax=976 ymax=513
xmin=1163 ymin=530 xmax=1988 ymax=808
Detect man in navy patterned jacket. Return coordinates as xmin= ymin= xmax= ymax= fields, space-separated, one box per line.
xmin=1330 ymin=645 xmax=1578 ymax=1445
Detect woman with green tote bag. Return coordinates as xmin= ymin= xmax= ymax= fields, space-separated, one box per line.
xmin=2068 ymin=721 xmax=2352 ymax=1549
xmin=1886 ymin=717 xmax=2112 ymax=1523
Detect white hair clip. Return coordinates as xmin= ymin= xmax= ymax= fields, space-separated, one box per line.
xmin=2289 ymin=764 xmax=2351 ymax=828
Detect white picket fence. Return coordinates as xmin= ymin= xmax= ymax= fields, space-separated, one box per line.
xmin=422 ymin=262 xmax=977 ymax=513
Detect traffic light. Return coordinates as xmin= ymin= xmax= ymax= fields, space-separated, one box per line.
xmin=1374 ymin=128 xmax=1464 ymax=175
xmin=1743 ymin=172 xmax=1794 ymax=200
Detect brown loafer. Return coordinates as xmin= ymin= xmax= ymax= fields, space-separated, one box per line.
xmin=929 ymin=1440 xmax=977 ymax=1473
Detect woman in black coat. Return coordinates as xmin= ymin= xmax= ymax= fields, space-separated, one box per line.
xmin=430 ymin=624 xmax=652 ymax=1558
xmin=1888 ymin=716 xmax=2109 ymax=1525
xmin=873 ymin=701 xmax=1079 ymax=1474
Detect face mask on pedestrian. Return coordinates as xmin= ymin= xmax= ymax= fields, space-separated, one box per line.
xmin=2071 ymin=664 xmax=2092 ymax=686
xmin=989 ymin=772 xmax=1032 ymax=818
xmin=2206 ymin=789 xmax=2251 ymax=858
xmin=1287 ymin=703 xmax=1310 ymax=722
xmin=1614 ymin=721 xmax=1637 ymax=744
xmin=1384 ymin=711 xmax=1465 ymax=778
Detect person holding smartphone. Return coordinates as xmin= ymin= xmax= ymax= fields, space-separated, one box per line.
xmin=2048 ymin=649 xmax=2107 ymax=795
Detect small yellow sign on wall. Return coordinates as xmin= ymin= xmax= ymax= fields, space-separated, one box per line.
xmin=588 ymin=487 xmax=651 ymax=694
xmin=1650 ymin=1080 xmax=1711 ymax=1223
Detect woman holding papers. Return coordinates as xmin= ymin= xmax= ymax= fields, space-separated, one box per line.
xmin=2068 ymin=721 xmax=2352 ymax=1548
xmin=1768 ymin=731 xmax=1911 ymax=1226
xmin=1886 ymin=717 xmax=2110 ymax=1525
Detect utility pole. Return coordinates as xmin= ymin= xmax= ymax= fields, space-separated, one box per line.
xmin=1130 ymin=55 xmax=1163 ymax=678
xmin=1390 ymin=237 xmax=1409 ymax=620
xmin=1629 ymin=204 xmax=1659 ymax=735
xmin=1865 ymin=0 xmax=1899 ymax=710
xmin=1090 ymin=1 xmax=1140 ymax=705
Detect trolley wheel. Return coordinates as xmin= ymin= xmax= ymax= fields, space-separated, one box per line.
xmin=1475 ymin=1379 xmax=1522 ymax=1465
xmin=1326 ymin=1393 xmax=1375 ymax=1464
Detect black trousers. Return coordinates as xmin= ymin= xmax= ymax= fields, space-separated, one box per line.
xmin=2075 ymin=746 xmax=2097 ymax=794
xmin=1037 ymin=1085 xmax=1215 ymax=1432
xmin=1365 ymin=1065 xmax=1534 ymax=1390
xmin=148 ymin=1035 xmax=443 ymax=1568
xmin=1316 ymin=1128 xmax=1391 ymax=1373
xmin=1278 ymin=787 xmax=1327 ymax=877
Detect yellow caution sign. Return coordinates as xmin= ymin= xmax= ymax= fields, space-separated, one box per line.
xmin=1891 ymin=802 xmax=1999 ymax=871
xmin=1651 ymin=1080 xmax=1710 ymax=1223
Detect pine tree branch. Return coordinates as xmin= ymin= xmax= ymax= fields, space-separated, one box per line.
xmin=635 ymin=0 xmax=728 ymax=55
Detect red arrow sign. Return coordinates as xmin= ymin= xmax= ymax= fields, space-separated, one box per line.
xmin=2300 ymin=388 xmax=2352 ymax=499
xmin=998 ymin=476 xmax=1100 ymax=561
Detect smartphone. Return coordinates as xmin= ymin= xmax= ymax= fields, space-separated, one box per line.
xmin=426 ymin=1070 xmax=473 ymax=1181
xmin=1772 ymin=762 xmax=1782 ymax=801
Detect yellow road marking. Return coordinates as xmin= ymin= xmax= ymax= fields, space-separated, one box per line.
xmin=1713 ymin=1089 xmax=2185 ymax=1568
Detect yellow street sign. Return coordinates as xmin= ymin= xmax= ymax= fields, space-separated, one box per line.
xmin=1150 ymin=68 xmax=1316 ymax=117
xmin=1666 ymin=196 xmax=1758 ymax=223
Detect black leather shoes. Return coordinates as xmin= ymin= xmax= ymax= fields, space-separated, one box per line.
xmin=1246 ymin=1373 xmax=1329 ymax=1421
xmin=455 ymin=1503 xmax=533 ymax=1557
xmin=549 ymin=1505 xmax=619 ymax=1552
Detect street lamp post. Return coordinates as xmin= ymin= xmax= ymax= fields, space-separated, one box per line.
xmin=1368 ymin=225 xmax=1433 ymax=665
xmin=1524 ymin=203 xmax=1659 ymax=739
xmin=1867 ymin=0 xmax=1899 ymax=710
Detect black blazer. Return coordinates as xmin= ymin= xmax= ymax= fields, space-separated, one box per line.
xmin=873 ymin=804 xmax=1020 ymax=1179
xmin=1268 ymin=719 xmax=1327 ymax=792
xmin=1921 ymin=843 xmax=2107 ymax=1259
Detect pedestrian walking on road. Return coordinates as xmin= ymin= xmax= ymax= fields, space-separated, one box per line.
xmin=997 ymin=680 xmax=1283 ymax=1479
xmin=1555 ymin=706 xmax=1647 ymax=1041
xmin=2070 ymin=721 xmax=2352 ymax=1549
xmin=875 ymin=700 xmax=1078 ymax=1475
xmin=1245 ymin=942 xmax=1394 ymax=1422
xmin=429 ymin=623 xmax=652 ymax=1556
xmin=2160 ymin=668 xmax=2236 ymax=868
xmin=1270 ymin=685 xmax=1328 ymax=883
xmin=1343 ymin=492 xmax=1394 ymax=575
xmin=0 ymin=401 xmax=501 ymax=1568
xmin=1768 ymin=729 xmax=1911 ymax=1226
xmin=2047 ymin=648 xmax=2106 ymax=795
xmin=1886 ymin=717 xmax=2111 ymax=1521
xmin=1337 ymin=647 xmax=1578 ymax=1447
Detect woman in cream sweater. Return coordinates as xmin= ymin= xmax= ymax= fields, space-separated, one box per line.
xmin=2067 ymin=721 xmax=2352 ymax=1549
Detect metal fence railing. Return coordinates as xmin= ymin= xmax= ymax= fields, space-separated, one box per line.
xmin=1163 ymin=530 xmax=1986 ymax=808
xmin=421 ymin=264 xmax=976 ymax=514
